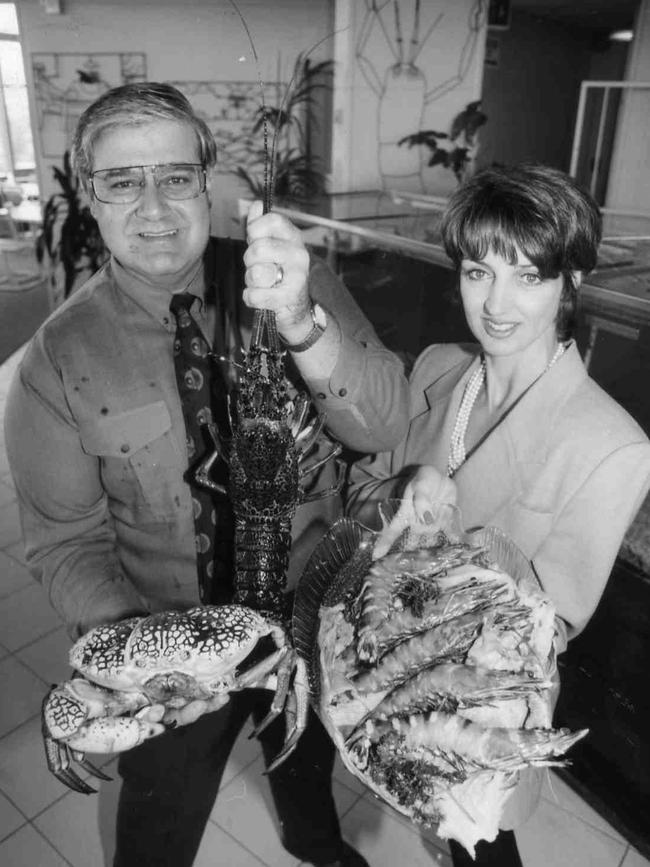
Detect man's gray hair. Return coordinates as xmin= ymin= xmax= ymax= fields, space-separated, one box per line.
xmin=71 ymin=82 xmax=217 ymax=192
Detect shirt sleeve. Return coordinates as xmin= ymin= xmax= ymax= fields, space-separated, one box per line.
xmin=301 ymin=255 xmax=410 ymax=453
xmin=531 ymin=442 xmax=650 ymax=641
xmin=4 ymin=338 xmax=146 ymax=638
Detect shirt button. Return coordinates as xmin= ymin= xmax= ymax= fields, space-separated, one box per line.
xmin=317 ymin=392 xmax=326 ymax=400
xmin=120 ymin=444 xmax=130 ymax=454
xmin=338 ymin=387 xmax=347 ymax=397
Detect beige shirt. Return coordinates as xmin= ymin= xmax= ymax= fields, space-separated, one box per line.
xmin=5 ymin=239 xmax=409 ymax=637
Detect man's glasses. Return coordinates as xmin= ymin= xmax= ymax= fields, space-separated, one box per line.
xmin=90 ymin=163 xmax=207 ymax=204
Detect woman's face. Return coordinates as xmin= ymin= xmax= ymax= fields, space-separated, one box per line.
xmin=459 ymin=246 xmax=568 ymax=360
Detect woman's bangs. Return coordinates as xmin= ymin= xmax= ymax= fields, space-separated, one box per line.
xmin=459 ymin=209 xmax=561 ymax=277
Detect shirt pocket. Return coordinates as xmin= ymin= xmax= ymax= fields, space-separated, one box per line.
xmin=79 ymin=401 xmax=184 ymax=522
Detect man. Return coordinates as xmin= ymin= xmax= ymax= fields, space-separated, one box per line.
xmin=5 ymin=83 xmax=408 ymax=867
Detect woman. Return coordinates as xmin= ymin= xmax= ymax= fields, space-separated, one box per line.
xmin=346 ymin=164 xmax=650 ymax=866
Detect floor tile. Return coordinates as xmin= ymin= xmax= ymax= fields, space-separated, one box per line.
xmin=517 ymin=794 xmax=627 ymax=867
xmin=0 ymin=583 xmax=62 ymax=650
xmin=0 ymin=501 xmax=22 ymax=548
xmin=0 ymin=656 xmax=47 ymax=737
xmin=16 ymin=627 xmax=74 ymax=687
xmin=195 ymin=821 xmax=268 ymax=867
xmin=0 ymin=715 xmax=74 ymax=817
xmin=34 ymin=770 xmax=121 ymax=867
xmin=0 ymin=822 xmax=70 ymax=866
xmin=623 ymin=847 xmax=650 ymax=866
xmin=210 ymin=756 xmax=301 ymax=867
xmin=0 ymin=790 xmax=26 ymax=842
xmin=333 ymin=752 xmax=372 ymax=797
xmin=0 ymin=548 xmax=34 ymax=598
xmin=543 ymin=770 xmax=626 ymax=843
xmin=340 ymin=794 xmax=452 ymax=866
xmin=221 ymin=722 xmax=263 ymax=789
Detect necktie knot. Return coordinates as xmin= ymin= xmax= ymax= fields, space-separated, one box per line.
xmin=170 ymin=292 xmax=197 ymax=316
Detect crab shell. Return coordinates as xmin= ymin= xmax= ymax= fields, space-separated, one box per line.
xmin=69 ymin=605 xmax=277 ymax=705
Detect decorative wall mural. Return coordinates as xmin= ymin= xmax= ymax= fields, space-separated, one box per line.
xmin=32 ymin=53 xmax=147 ymax=158
xmin=170 ymin=80 xmax=279 ymax=176
xmin=355 ymin=0 xmax=487 ymax=191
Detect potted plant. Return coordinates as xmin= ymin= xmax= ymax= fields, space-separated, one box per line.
xmin=36 ymin=151 xmax=106 ymax=304
xmin=235 ymin=52 xmax=334 ymax=204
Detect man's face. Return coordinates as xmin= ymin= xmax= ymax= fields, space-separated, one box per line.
xmin=89 ymin=118 xmax=212 ymax=289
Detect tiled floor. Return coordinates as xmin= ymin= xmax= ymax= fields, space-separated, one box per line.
xmin=0 ymin=343 xmax=648 ymax=867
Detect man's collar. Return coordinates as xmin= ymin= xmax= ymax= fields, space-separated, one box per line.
xmin=110 ymin=256 xmax=207 ymax=320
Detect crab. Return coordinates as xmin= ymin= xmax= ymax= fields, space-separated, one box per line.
xmin=42 ymin=604 xmax=308 ymax=794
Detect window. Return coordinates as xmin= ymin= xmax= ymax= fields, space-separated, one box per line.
xmin=0 ymin=3 xmax=36 ymax=181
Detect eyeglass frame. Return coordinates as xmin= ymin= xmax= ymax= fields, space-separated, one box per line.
xmin=89 ymin=162 xmax=208 ymax=204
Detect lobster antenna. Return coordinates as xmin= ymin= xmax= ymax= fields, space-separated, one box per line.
xmin=267 ymin=28 xmax=341 ymax=215
xmin=226 ymin=0 xmax=272 ymax=214
xmin=226 ymin=1 xmax=343 ymax=348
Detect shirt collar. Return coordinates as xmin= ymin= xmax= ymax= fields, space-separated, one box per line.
xmin=110 ymin=256 xmax=207 ymax=326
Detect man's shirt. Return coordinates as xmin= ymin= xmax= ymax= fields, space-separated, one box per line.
xmin=5 ymin=238 xmax=408 ymax=636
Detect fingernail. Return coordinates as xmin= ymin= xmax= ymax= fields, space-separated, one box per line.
xmin=423 ymin=510 xmax=434 ymax=524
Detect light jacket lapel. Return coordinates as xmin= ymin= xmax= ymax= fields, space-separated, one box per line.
xmin=442 ymin=343 xmax=587 ymax=529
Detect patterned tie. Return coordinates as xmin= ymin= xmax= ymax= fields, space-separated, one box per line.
xmin=170 ymin=292 xmax=234 ymax=604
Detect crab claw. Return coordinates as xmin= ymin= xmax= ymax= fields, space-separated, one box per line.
xmin=41 ymin=683 xmax=165 ymax=794
xmin=41 ymin=690 xmax=112 ymax=794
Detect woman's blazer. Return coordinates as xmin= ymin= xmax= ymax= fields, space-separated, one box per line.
xmin=347 ymin=341 xmax=650 ymax=642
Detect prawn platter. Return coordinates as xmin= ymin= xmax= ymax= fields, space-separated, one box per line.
xmin=293 ymin=502 xmax=588 ymax=857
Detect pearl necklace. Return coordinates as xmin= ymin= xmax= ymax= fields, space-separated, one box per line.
xmin=447 ymin=343 xmax=568 ymax=477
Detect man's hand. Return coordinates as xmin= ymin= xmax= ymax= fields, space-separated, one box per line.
xmin=373 ymin=465 xmax=458 ymax=559
xmin=243 ymin=200 xmax=314 ymax=345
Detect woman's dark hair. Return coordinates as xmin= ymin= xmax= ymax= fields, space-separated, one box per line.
xmin=440 ymin=164 xmax=602 ymax=340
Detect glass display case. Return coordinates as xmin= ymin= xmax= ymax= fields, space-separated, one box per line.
xmin=275 ymin=191 xmax=650 ymax=858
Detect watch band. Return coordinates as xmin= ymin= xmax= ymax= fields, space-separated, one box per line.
xmin=280 ymin=303 xmax=327 ymax=352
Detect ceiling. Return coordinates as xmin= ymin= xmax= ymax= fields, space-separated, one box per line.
xmin=511 ymin=0 xmax=639 ymax=34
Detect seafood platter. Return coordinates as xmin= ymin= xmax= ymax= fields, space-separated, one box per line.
xmin=293 ymin=501 xmax=588 ymax=856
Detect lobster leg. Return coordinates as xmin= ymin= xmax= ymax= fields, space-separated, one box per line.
xmin=301 ymin=449 xmax=345 ymax=503
xmin=194 ymin=424 xmax=228 ymax=496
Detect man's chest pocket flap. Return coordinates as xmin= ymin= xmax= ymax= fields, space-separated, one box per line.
xmin=80 ymin=402 xmax=173 ymax=457
xmin=79 ymin=401 xmax=182 ymax=522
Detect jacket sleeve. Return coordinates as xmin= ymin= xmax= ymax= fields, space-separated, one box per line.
xmin=4 ymin=339 xmax=146 ymax=638
xmin=301 ymin=255 xmax=410 ymax=453
xmin=532 ymin=442 xmax=650 ymax=641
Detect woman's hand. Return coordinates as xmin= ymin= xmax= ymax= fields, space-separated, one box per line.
xmin=373 ymin=466 xmax=458 ymax=559
xmin=243 ymin=200 xmax=314 ymax=345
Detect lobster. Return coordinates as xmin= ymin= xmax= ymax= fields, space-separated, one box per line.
xmin=197 ymin=310 xmax=344 ymax=619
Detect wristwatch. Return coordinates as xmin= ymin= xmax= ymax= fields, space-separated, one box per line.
xmin=280 ymin=303 xmax=327 ymax=352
